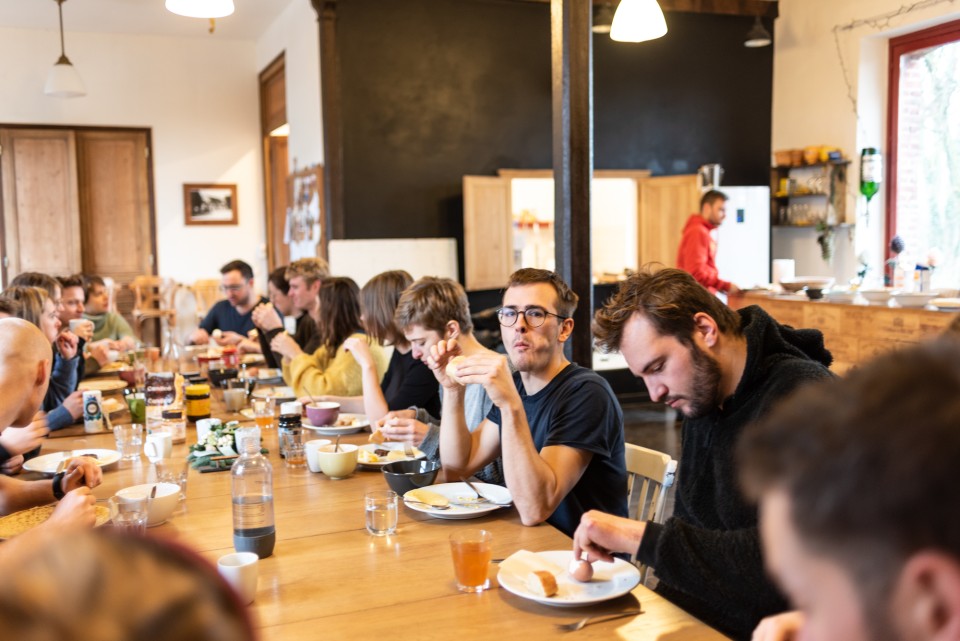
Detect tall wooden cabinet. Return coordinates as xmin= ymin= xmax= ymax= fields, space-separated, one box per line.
xmin=462 ymin=170 xmax=699 ymax=291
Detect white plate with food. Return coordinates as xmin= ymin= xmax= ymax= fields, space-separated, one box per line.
xmin=251 ymin=386 xmax=296 ymax=403
xmin=23 ymin=449 xmax=121 ymax=475
xmin=498 ymin=550 xmax=641 ymax=607
xmin=240 ymin=353 xmax=265 ymax=365
xmin=0 ymin=504 xmax=111 ymax=539
xmin=100 ymin=397 xmax=126 ymax=415
xmin=357 ymin=443 xmax=426 ymax=468
xmin=402 ymin=482 xmax=512 ymax=520
xmin=302 ymin=413 xmax=370 ymax=435
xmin=92 ymin=361 xmax=131 ymax=375
xmin=78 ymin=379 xmax=128 ymax=392
xmin=931 ymin=297 xmax=960 ymax=312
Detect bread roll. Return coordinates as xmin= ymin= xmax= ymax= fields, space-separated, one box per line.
xmin=368 ymin=429 xmax=386 ymax=445
xmin=444 ymin=355 xmax=466 ymax=383
xmin=526 ymin=570 xmax=558 ymax=597
xmin=404 ymin=488 xmax=449 ymax=507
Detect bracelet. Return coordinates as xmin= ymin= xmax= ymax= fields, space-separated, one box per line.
xmin=52 ymin=471 xmax=67 ymax=500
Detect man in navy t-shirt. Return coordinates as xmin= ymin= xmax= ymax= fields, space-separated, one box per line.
xmin=432 ymin=268 xmax=626 ymax=537
xmin=189 ymin=260 xmax=269 ymax=346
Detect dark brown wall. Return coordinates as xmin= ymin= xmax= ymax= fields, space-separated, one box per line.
xmin=337 ymin=0 xmax=773 ymax=239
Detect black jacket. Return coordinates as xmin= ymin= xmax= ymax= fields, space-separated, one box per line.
xmin=637 ymin=305 xmax=834 ymax=640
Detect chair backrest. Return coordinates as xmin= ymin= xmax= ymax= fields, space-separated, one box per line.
xmin=191 ymin=279 xmax=223 ymax=320
xmin=625 ymin=443 xmax=678 ymax=583
xmin=130 ymin=276 xmax=177 ymax=315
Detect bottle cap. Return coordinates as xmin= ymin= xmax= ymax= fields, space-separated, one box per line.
xmin=280 ymin=401 xmax=302 ymax=416
xmin=161 ymin=407 xmax=183 ymax=419
xmin=185 ymin=383 xmax=210 ymax=395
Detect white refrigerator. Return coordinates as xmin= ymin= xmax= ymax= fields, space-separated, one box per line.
xmin=714 ymin=186 xmax=771 ymax=288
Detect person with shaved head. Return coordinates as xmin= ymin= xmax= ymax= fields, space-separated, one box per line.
xmin=0 ymin=319 xmax=101 ymax=531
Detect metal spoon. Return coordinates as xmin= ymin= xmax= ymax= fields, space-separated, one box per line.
xmin=334 ymin=434 xmax=341 ymax=453
xmin=402 ymin=499 xmax=451 ymax=510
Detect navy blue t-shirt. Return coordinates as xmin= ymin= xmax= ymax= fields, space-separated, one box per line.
xmin=199 ymin=296 xmax=269 ymax=336
xmin=487 ymin=363 xmax=627 ymax=537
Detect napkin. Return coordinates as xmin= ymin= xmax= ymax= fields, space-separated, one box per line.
xmin=499 ymin=550 xmax=565 ymax=583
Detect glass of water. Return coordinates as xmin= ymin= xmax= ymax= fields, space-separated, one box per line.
xmin=365 ymin=490 xmax=398 ymax=536
xmin=155 ymin=457 xmax=189 ymax=502
xmin=113 ymin=423 xmax=143 ymax=461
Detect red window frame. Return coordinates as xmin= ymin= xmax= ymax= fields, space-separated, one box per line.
xmin=886 ymin=19 xmax=960 ymax=254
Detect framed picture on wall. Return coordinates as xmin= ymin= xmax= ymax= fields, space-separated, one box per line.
xmin=183 ymin=183 xmax=238 ymax=225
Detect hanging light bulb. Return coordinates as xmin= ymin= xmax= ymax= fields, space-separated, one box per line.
xmin=165 ymin=0 xmax=235 ymax=19
xmin=44 ymin=0 xmax=85 ymax=98
xmin=610 ymin=0 xmax=668 ymax=43
xmin=592 ymin=3 xmax=616 ymax=35
xmin=744 ymin=16 xmax=772 ymax=48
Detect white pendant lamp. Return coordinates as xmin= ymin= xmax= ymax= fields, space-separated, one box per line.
xmin=165 ymin=0 xmax=235 ymax=19
xmin=44 ymin=0 xmax=85 ymax=98
xmin=610 ymin=0 xmax=668 ymax=43
xmin=744 ymin=16 xmax=772 ymax=48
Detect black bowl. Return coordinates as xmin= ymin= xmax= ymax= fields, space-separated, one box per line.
xmin=382 ymin=459 xmax=441 ymax=496
xmin=208 ymin=367 xmax=239 ymax=388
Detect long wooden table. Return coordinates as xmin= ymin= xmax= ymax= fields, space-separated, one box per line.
xmin=35 ymin=400 xmax=728 ymax=641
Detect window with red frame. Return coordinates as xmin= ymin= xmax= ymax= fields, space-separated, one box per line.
xmin=887 ymin=19 xmax=960 ymax=289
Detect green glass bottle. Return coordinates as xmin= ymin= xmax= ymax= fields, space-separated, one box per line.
xmin=860 ymin=148 xmax=882 ymax=202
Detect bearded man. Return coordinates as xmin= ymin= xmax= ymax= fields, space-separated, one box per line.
xmin=572 ymin=267 xmax=833 ymax=640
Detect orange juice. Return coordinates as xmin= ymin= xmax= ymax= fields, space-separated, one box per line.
xmin=254 ymin=415 xmax=274 ymax=430
xmin=449 ymin=530 xmax=492 ymax=592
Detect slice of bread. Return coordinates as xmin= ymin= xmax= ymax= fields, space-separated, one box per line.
xmin=444 ymin=355 xmax=466 ymax=383
xmin=368 ymin=429 xmax=386 ymax=444
xmin=404 ymin=488 xmax=450 ymax=507
xmin=526 ymin=570 xmax=558 ymax=597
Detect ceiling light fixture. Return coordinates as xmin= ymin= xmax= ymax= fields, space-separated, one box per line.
xmin=744 ymin=16 xmax=772 ymax=48
xmin=44 ymin=0 xmax=85 ymax=98
xmin=592 ymin=3 xmax=616 ymax=35
xmin=165 ymin=0 xmax=235 ymax=19
xmin=610 ymin=0 xmax=668 ymax=43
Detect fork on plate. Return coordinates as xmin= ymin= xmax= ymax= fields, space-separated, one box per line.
xmin=459 ymin=476 xmax=511 ymax=505
xmin=555 ymin=608 xmax=644 ymax=632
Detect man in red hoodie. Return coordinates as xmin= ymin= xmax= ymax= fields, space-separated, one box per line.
xmin=676 ymin=190 xmax=740 ymax=295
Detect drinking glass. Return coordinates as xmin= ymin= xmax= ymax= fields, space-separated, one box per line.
xmin=223 ymin=379 xmax=248 ymax=412
xmin=284 ymin=439 xmax=306 ymax=469
xmin=108 ymin=495 xmax=148 ymax=533
xmin=253 ymin=400 xmax=275 ymax=431
xmin=365 ymin=490 xmax=398 ymax=536
xmin=124 ymin=391 xmax=146 ymax=424
xmin=235 ymin=426 xmax=261 ymax=453
xmin=155 ymin=457 xmax=189 ymax=502
xmin=449 ymin=529 xmax=493 ymax=592
xmin=113 ymin=423 xmax=144 ymax=461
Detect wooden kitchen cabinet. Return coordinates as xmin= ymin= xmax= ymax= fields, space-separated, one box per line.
xmin=462 ymin=170 xmax=698 ymax=291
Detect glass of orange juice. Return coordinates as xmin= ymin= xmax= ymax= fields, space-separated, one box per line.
xmin=253 ymin=400 xmax=275 ymax=430
xmin=449 ymin=529 xmax=493 ymax=592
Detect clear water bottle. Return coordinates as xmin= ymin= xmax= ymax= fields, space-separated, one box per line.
xmin=231 ymin=437 xmax=276 ymax=558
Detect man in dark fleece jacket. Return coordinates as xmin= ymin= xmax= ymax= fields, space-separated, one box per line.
xmin=577 ymin=267 xmax=833 ymax=641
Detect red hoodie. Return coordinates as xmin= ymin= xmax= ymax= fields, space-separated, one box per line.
xmin=676 ymin=214 xmax=731 ymax=294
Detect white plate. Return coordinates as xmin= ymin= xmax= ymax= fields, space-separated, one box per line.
xmin=78 ymin=379 xmax=128 ymax=392
xmin=357 ymin=442 xmax=426 ymax=468
xmin=23 ymin=449 xmax=121 ymax=475
xmin=302 ymin=413 xmax=370 ymax=435
xmin=251 ymin=386 xmax=296 ymax=401
xmin=240 ymin=353 xmax=265 ymax=365
xmin=402 ymin=482 xmax=512 ymax=520
xmin=498 ymin=550 xmax=641 ymax=607
xmin=931 ymin=297 xmax=960 ymax=312
xmin=239 ymin=408 xmax=256 ymax=420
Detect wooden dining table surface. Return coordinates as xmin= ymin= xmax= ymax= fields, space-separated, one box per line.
xmin=35 ymin=393 xmax=729 ymax=641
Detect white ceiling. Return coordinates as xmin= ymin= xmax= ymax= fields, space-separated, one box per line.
xmin=0 ymin=0 xmax=298 ymax=40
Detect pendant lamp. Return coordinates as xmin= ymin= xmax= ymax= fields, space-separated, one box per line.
xmin=744 ymin=16 xmax=772 ymax=48
xmin=44 ymin=0 xmax=85 ymax=98
xmin=165 ymin=0 xmax=235 ymax=19
xmin=610 ymin=0 xmax=668 ymax=43
xmin=592 ymin=3 xmax=616 ymax=35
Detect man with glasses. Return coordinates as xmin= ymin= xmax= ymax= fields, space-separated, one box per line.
xmin=190 ymin=260 xmax=270 ymax=346
xmin=431 ymin=268 xmax=626 ymax=537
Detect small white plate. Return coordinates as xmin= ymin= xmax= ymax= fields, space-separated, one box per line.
xmin=498 ymin=550 xmax=641 ymax=607
xmin=240 ymin=353 xmax=265 ymax=365
xmin=302 ymin=413 xmax=370 ymax=436
xmin=402 ymin=482 xmax=511 ymax=520
xmin=358 ymin=442 xmax=425 ymax=468
xmin=23 ymin=449 xmax=121 ymax=475
xmin=931 ymin=297 xmax=960 ymax=312
xmin=251 ymin=386 xmax=296 ymax=401
xmin=239 ymin=408 xmax=256 ymax=420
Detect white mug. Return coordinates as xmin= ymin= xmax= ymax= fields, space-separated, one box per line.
xmin=196 ymin=418 xmax=222 ymax=445
xmin=217 ymin=552 xmax=259 ymax=605
xmin=68 ymin=318 xmax=93 ymax=335
xmin=305 ymin=439 xmax=331 ymax=473
xmin=144 ymin=432 xmax=173 ymax=462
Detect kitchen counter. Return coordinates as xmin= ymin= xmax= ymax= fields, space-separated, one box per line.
xmin=728 ymin=292 xmax=956 ymax=373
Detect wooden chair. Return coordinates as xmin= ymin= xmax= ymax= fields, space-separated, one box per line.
xmin=625 ymin=443 xmax=678 ymax=584
xmin=129 ymin=276 xmax=178 ymax=341
xmin=190 ymin=278 xmax=223 ymax=326
xmin=101 ymin=276 xmax=118 ymax=314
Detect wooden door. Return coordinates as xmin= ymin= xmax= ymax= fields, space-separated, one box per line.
xmin=0 ymin=128 xmax=82 ymax=283
xmin=463 ymin=175 xmax=513 ymax=291
xmin=637 ymin=174 xmax=700 ymax=269
xmin=75 ymin=130 xmax=155 ymax=316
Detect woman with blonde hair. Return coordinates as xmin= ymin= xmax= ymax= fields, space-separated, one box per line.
xmin=315 ymin=271 xmax=440 ymax=424
xmin=272 ymin=277 xmax=388 ymax=398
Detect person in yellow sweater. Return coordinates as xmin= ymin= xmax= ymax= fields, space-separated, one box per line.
xmin=271 ymin=277 xmax=387 ymax=398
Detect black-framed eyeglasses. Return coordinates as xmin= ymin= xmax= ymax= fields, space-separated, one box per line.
xmin=496 ymin=306 xmax=567 ymax=328
xmin=220 ymin=284 xmax=246 ymax=293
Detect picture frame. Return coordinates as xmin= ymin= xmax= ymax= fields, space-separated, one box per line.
xmin=183 ymin=183 xmax=238 ymax=226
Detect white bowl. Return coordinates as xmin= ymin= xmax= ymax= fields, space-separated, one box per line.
xmin=780 ymin=277 xmax=835 ymax=293
xmin=115 ymin=482 xmax=181 ymax=526
xmin=859 ymin=289 xmax=892 ymax=304
xmin=317 ymin=443 xmax=359 ymax=479
xmin=891 ymin=292 xmax=937 ymax=309
xmin=823 ymin=289 xmax=856 ymax=304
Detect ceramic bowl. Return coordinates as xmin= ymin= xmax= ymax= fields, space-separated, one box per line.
xmin=306 ymin=402 xmax=340 ymax=427
xmin=805 ymin=288 xmax=825 ymax=300
xmin=780 ymin=277 xmax=835 ymax=293
xmin=859 ymin=289 xmax=893 ymax=304
xmin=892 ymin=292 xmax=937 ymax=309
xmin=823 ymin=288 xmax=856 ymax=304
xmin=115 ymin=482 xmax=181 ymax=526
xmin=381 ymin=460 xmax=441 ymax=495
xmin=317 ymin=443 xmax=358 ymax=479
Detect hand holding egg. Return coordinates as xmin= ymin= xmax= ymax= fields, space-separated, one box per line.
xmin=568 ymin=557 xmax=594 ymax=583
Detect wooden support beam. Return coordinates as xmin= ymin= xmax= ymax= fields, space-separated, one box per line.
xmin=551 ymin=0 xmax=594 ymax=367
xmin=313 ymin=0 xmax=346 ymax=242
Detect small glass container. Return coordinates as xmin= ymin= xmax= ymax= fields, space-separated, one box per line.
xmin=185 ymin=383 xmax=211 ymax=423
xmin=161 ymin=406 xmax=187 ymax=444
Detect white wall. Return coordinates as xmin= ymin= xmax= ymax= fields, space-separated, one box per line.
xmin=0 ymin=26 xmax=268 ymax=294
xmin=255 ymin=0 xmax=324 ymax=169
xmin=773 ymin=0 xmax=960 ymax=284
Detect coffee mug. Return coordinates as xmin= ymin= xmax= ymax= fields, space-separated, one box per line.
xmin=144 ymin=431 xmax=173 ymax=462
xmin=68 ymin=318 xmax=93 ymax=335
xmin=217 ymin=552 xmax=259 ymax=605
